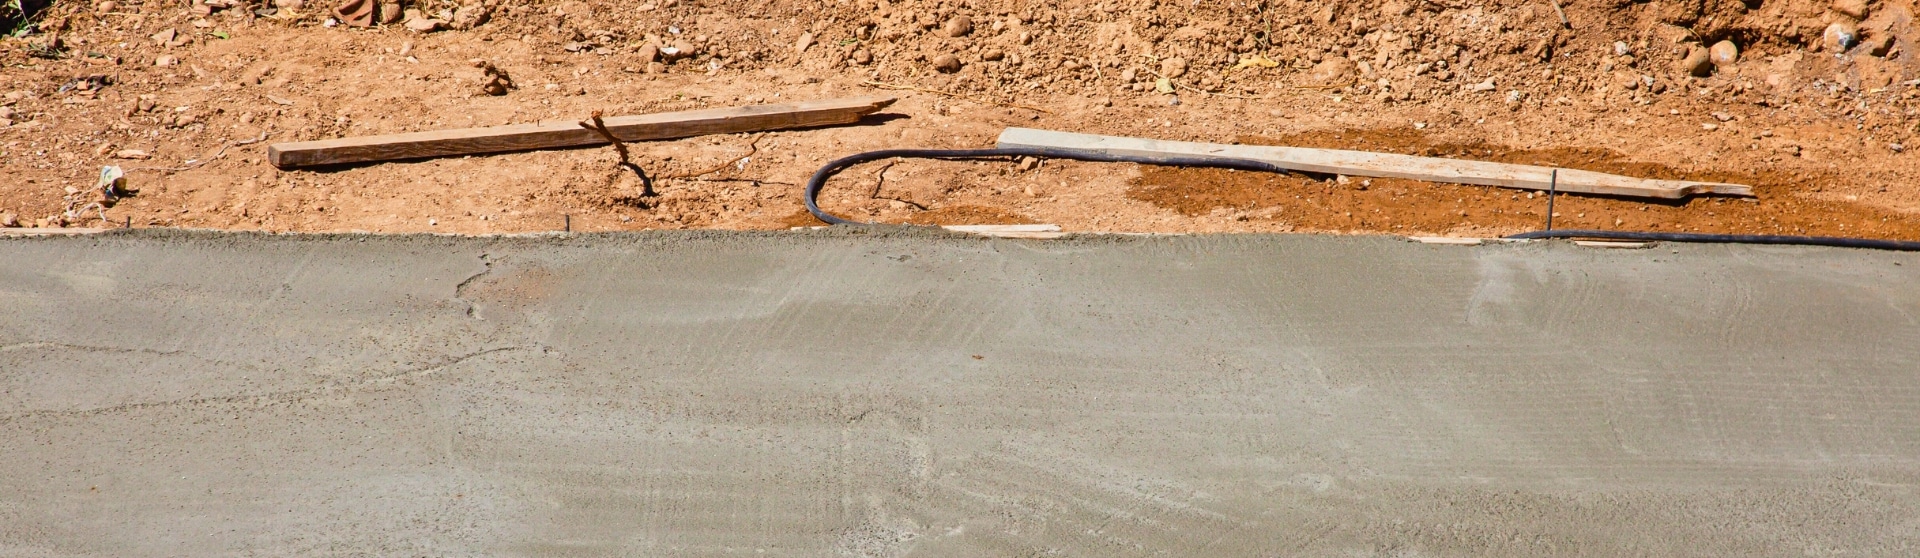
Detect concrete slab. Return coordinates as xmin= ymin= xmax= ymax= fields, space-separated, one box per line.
xmin=3 ymin=230 xmax=1918 ymax=556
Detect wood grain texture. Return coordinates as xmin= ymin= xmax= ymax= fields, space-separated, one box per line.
xmin=997 ymin=128 xmax=1753 ymax=199
xmin=267 ymin=96 xmax=897 ymax=168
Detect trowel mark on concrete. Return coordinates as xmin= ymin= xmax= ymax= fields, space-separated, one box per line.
xmin=454 ymin=252 xmax=496 ymax=320
xmin=0 ymin=345 xmax=532 ymax=423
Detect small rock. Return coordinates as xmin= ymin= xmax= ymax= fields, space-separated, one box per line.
xmin=943 ymin=15 xmax=972 ymax=38
xmin=795 ymin=31 xmax=814 ymax=54
xmin=154 ymin=55 xmax=178 ymax=67
xmin=113 ymin=149 xmax=151 ymax=159
xmin=981 ymin=48 xmax=1004 ymax=62
xmin=275 ymin=0 xmax=305 ymax=7
xmin=931 ymin=54 xmax=962 ymax=73
xmin=1712 ymin=111 xmax=1734 ymax=122
xmin=1160 ymin=57 xmax=1189 ymax=79
xmin=0 ymin=107 xmax=13 ymax=120
xmin=135 ymin=99 xmax=155 ymax=112
xmin=449 ymin=3 xmax=489 ymax=30
xmin=1702 ymin=123 xmax=1719 ymax=131
xmin=1864 ymin=33 xmax=1894 ymax=57
xmin=1708 ymin=40 xmax=1738 ymax=69
xmin=1119 ymin=67 xmax=1137 ymax=82
xmin=665 ymin=40 xmax=699 ymax=60
xmin=405 ymin=17 xmax=442 ymax=32
xmin=637 ymin=44 xmax=659 ymax=62
xmin=0 ymin=213 xmax=17 ymax=227
xmin=1824 ymin=22 xmax=1857 ymax=52
xmin=1890 ymin=143 xmax=1905 ymax=153
xmin=150 ymin=28 xmax=177 ymax=45
xmin=1303 ymin=56 xmax=1355 ymax=87
xmin=1613 ymin=41 xmax=1632 ymax=56
xmin=1832 ymin=0 xmax=1868 ymax=20
xmin=96 ymin=1 xmax=119 ymax=14
xmin=1678 ymin=46 xmax=1712 ymax=77
xmin=377 ymin=1 xmax=403 ymax=24
xmin=851 ymin=49 xmax=872 ymax=65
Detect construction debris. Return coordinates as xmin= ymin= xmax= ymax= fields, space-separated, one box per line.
xmin=996 ymin=128 xmax=1753 ymax=200
xmin=267 ymin=96 xmax=896 ymax=168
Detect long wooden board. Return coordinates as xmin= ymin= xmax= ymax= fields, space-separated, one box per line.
xmin=996 ymin=128 xmax=1752 ymax=199
xmin=267 ymin=96 xmax=897 ymax=169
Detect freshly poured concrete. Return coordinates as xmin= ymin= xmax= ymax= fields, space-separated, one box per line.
xmin=2 ymin=231 xmax=1918 ymax=556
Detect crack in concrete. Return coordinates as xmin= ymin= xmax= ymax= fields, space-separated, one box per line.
xmin=0 ymin=345 xmax=535 ymax=423
xmin=0 ymin=342 xmax=185 ymax=356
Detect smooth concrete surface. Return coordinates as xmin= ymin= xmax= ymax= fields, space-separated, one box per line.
xmin=2 ymin=230 xmax=1919 ymax=556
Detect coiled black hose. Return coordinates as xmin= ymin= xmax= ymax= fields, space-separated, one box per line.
xmin=803 ymin=148 xmax=1920 ymax=252
xmin=1505 ymin=229 xmax=1920 ymax=251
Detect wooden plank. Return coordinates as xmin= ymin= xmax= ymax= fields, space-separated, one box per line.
xmin=268 ymin=96 xmax=897 ymax=169
xmin=996 ymin=128 xmax=1752 ymax=199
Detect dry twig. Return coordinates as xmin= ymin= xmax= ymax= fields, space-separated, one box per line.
xmin=661 ymin=134 xmax=764 ymax=179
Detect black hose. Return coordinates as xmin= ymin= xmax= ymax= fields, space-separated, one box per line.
xmin=804 ymin=147 xmax=1302 ymax=225
xmin=802 ymin=148 xmax=1920 ymax=252
xmin=1506 ymin=229 xmax=1920 ymax=251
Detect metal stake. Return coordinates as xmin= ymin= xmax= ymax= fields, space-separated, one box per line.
xmin=564 ymin=214 xmax=572 ymax=233
xmin=1545 ymin=169 xmax=1558 ymax=232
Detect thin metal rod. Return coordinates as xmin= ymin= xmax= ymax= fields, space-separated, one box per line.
xmin=1545 ymin=169 xmax=1558 ymax=231
xmin=565 ymin=214 xmax=571 ymax=233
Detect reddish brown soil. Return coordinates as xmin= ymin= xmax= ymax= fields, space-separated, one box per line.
xmin=2 ymin=0 xmax=1919 ymax=237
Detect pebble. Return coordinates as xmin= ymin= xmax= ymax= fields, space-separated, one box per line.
xmin=406 ymin=17 xmax=442 ymax=32
xmin=1832 ymin=0 xmax=1868 ymax=20
xmin=1613 ymin=41 xmax=1632 ymax=56
xmin=1864 ymin=34 xmax=1894 ymax=57
xmin=851 ymin=49 xmax=872 ymax=65
xmin=637 ymin=44 xmax=659 ymax=62
xmin=943 ymin=16 xmax=972 ymax=38
xmin=0 ymin=213 xmax=17 ymax=228
xmin=1678 ymin=46 xmax=1712 ymax=77
xmin=113 ymin=149 xmax=151 ymax=159
xmin=795 ymin=32 xmax=814 ymax=54
xmin=450 ymin=4 xmax=489 ymax=30
xmin=378 ymin=1 xmax=404 ymax=24
xmin=1708 ymin=40 xmax=1738 ymax=69
xmin=931 ymin=54 xmax=962 ymax=73
xmin=981 ymin=48 xmax=1004 ymax=62
xmin=1304 ymin=57 xmax=1355 ymax=88
xmin=1160 ymin=57 xmax=1188 ymax=79
xmin=1824 ymin=22 xmax=1857 ymax=52
xmin=154 ymin=55 xmax=178 ymax=67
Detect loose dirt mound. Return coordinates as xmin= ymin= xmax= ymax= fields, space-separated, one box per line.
xmin=0 ymin=0 xmax=1916 ymax=236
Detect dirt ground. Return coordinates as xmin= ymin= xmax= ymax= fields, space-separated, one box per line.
xmin=2 ymin=0 xmax=1918 ymax=238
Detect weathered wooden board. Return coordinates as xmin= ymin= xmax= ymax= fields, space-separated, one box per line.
xmin=996 ymin=128 xmax=1752 ymax=199
xmin=268 ymin=96 xmax=897 ymax=168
